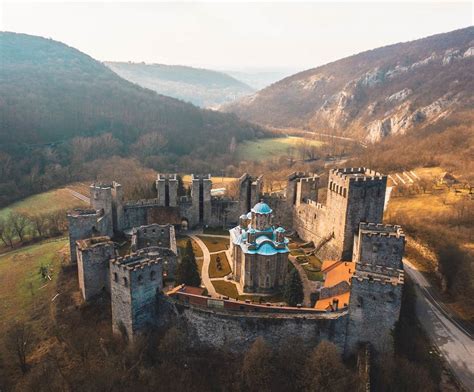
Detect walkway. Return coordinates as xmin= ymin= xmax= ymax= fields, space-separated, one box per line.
xmin=189 ymin=234 xmax=217 ymax=296
xmin=67 ymin=188 xmax=90 ymax=204
xmin=404 ymin=259 xmax=474 ymax=391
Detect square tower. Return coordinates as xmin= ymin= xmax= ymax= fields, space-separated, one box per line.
xmin=191 ymin=174 xmax=212 ymax=226
xmin=156 ymin=174 xmax=178 ymax=207
xmin=353 ymin=223 xmax=405 ymax=269
xmin=110 ymin=251 xmax=163 ymax=340
xmin=326 ymin=168 xmax=387 ymax=260
xmin=76 ymin=236 xmax=115 ymax=301
xmin=287 ymin=172 xmax=319 ymax=207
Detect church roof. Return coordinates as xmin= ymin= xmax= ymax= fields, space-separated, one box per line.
xmin=251 ymin=201 xmax=272 ymax=214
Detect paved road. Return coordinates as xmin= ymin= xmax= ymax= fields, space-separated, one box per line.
xmin=67 ymin=188 xmax=90 ymax=204
xmin=404 ymin=259 xmax=474 ymax=391
xmin=189 ymin=235 xmax=217 ymax=296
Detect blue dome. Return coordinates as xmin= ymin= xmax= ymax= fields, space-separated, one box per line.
xmin=251 ymin=202 xmax=272 ymax=214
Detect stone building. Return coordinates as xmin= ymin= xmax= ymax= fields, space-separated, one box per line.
xmin=67 ymin=166 xmax=406 ymax=355
xmin=110 ymin=251 xmax=163 ymax=339
xmin=293 ymin=168 xmax=387 ymax=261
xmin=76 ymin=236 xmax=115 ymax=301
xmin=353 ymin=223 xmax=405 ymax=269
xmin=229 ymin=201 xmax=289 ymax=294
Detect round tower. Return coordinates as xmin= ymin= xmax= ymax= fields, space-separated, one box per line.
xmin=250 ymin=201 xmax=272 ymax=231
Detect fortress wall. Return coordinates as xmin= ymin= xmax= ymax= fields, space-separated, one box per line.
xmin=158 ymin=295 xmax=349 ymax=353
xmin=346 ymin=276 xmax=403 ymax=353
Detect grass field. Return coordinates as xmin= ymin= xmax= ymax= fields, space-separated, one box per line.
xmin=0 ymin=185 xmax=88 ymax=220
xmin=181 ymin=175 xmax=237 ymax=189
xmin=209 ymin=252 xmax=231 ymax=278
xmin=236 ymin=136 xmax=323 ymax=162
xmin=212 ymin=280 xmax=239 ymax=299
xmin=197 ymin=236 xmax=229 ymax=253
xmin=0 ymin=239 xmax=68 ymax=335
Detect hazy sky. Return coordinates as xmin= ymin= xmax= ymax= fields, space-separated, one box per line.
xmin=1 ymin=1 xmax=472 ymax=70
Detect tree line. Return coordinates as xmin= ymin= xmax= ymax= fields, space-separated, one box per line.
xmin=0 ymin=210 xmax=67 ymax=249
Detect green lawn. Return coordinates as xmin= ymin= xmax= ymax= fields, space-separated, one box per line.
xmin=209 ymin=252 xmax=231 ymax=278
xmin=0 ymin=186 xmax=87 ymax=220
xmin=212 ymin=280 xmax=240 ymax=299
xmin=302 ymin=264 xmax=324 ymax=281
xmin=197 ymin=236 xmax=229 ymax=253
xmin=0 ymin=239 xmax=68 ymax=335
xmin=236 ymin=136 xmax=323 ymax=162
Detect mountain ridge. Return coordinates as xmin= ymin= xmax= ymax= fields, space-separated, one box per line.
xmin=105 ymin=61 xmax=254 ymax=108
xmin=223 ymin=27 xmax=474 ymax=143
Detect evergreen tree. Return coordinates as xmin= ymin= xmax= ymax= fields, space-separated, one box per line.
xmin=284 ymin=268 xmax=304 ymax=307
xmin=176 ymin=247 xmax=201 ymax=287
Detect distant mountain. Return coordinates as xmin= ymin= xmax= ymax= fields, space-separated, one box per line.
xmin=0 ymin=32 xmax=262 ymax=205
xmin=224 ymin=27 xmax=474 ymax=143
xmin=222 ymin=68 xmax=301 ymax=90
xmin=105 ymin=62 xmax=254 ymax=108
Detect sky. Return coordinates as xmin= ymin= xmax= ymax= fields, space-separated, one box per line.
xmin=1 ymin=1 xmax=472 ymax=71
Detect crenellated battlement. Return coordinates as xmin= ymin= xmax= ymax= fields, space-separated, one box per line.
xmin=330 ymin=167 xmax=385 ymax=180
xmin=76 ymin=236 xmax=112 ymax=250
xmin=353 ymin=262 xmax=404 ymax=285
xmin=68 ymin=208 xmax=100 ymax=217
xmin=192 ymin=174 xmax=212 ymax=181
xmin=288 ymin=171 xmax=318 ymax=181
xmin=124 ymin=198 xmax=161 ymax=208
xmin=110 ymin=252 xmax=162 ymax=271
xmin=359 ymin=222 xmax=405 ymax=238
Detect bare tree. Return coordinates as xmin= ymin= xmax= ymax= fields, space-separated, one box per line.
xmin=5 ymin=321 xmax=35 ymax=374
xmin=241 ymin=337 xmax=275 ymax=392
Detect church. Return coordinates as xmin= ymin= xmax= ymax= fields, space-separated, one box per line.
xmin=229 ymin=201 xmax=289 ymax=294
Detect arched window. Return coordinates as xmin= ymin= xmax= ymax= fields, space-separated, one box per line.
xmin=113 ymin=272 xmax=118 ymax=282
xmin=123 ymin=277 xmax=128 ymax=287
xmin=265 ymin=275 xmax=270 ymax=288
xmin=138 ymin=275 xmax=143 ymax=285
xmin=150 ymin=270 xmax=156 ymax=281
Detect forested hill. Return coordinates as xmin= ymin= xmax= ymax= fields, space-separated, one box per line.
xmin=0 ymin=32 xmax=263 ymax=206
xmin=105 ymin=62 xmax=254 ymax=108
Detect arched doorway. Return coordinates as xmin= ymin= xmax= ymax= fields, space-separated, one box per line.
xmin=180 ymin=218 xmax=189 ymax=231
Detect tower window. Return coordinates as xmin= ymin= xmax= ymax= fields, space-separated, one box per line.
xmin=113 ymin=272 xmax=118 ymax=282
xmin=138 ymin=275 xmax=143 ymax=285
xmin=123 ymin=277 xmax=128 ymax=287
xmin=150 ymin=270 xmax=156 ymax=280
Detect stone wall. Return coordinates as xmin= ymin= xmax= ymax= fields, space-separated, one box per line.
xmin=76 ymin=237 xmax=115 ymax=301
xmin=131 ymin=223 xmax=175 ymax=251
xmin=346 ymin=272 xmax=403 ymax=353
xmin=110 ymin=255 xmax=163 ymax=339
xmin=67 ymin=209 xmax=101 ymax=263
xmin=353 ymin=223 xmax=405 ymax=269
xmin=157 ymin=294 xmax=349 ymax=353
xmin=242 ymin=252 xmax=288 ymax=294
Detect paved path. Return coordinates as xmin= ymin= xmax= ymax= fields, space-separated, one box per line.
xmin=404 ymin=259 xmax=474 ymax=391
xmin=67 ymin=188 xmax=90 ymax=204
xmin=189 ymin=235 xmax=217 ymax=296
xmin=289 ymin=255 xmax=313 ymax=307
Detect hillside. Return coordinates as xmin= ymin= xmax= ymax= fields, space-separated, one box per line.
xmin=105 ymin=62 xmax=254 ymax=108
xmin=224 ymin=27 xmax=474 ymax=144
xmin=0 ymin=32 xmax=262 ymax=206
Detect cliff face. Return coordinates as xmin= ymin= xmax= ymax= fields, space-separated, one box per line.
xmin=224 ymin=27 xmax=474 ymax=143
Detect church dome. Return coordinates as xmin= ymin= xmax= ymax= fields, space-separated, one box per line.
xmin=251 ymin=202 xmax=272 ymax=214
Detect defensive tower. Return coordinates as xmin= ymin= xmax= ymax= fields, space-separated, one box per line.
xmin=156 ymin=173 xmax=178 ymax=207
xmin=110 ymin=251 xmax=163 ymax=340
